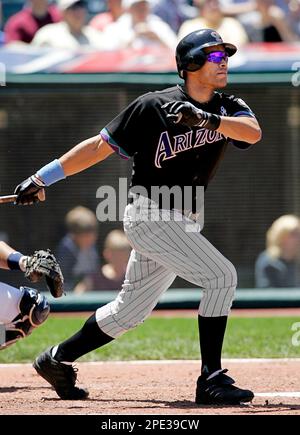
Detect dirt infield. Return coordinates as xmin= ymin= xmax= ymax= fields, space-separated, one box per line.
xmin=0 ymin=359 xmax=300 ymax=415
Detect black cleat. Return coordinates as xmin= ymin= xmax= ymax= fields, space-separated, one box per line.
xmin=33 ymin=348 xmax=89 ymax=400
xmin=195 ymin=369 xmax=254 ymax=405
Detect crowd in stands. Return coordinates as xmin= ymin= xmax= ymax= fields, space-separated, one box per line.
xmin=40 ymin=206 xmax=300 ymax=292
xmin=51 ymin=205 xmax=130 ymax=292
xmin=0 ymin=0 xmax=299 ymax=50
xmin=57 ymin=209 xmax=300 ymax=291
xmin=1 ymin=205 xmax=300 ymax=291
xmin=255 ymin=215 xmax=300 ymax=288
xmin=55 ymin=205 xmax=100 ymax=292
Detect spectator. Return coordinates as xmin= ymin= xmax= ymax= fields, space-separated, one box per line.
xmin=255 ymin=215 xmax=300 ymax=288
xmin=32 ymin=0 xmax=104 ymax=50
xmin=103 ymin=0 xmax=177 ymax=50
xmin=151 ymin=0 xmax=197 ymax=34
xmin=240 ymin=0 xmax=298 ymax=42
xmin=56 ymin=206 xmax=100 ymax=292
xmin=4 ymin=0 xmax=61 ymax=45
xmin=178 ymin=0 xmax=249 ymax=49
xmin=74 ymin=229 xmax=131 ymax=293
xmin=286 ymin=0 xmax=300 ymax=38
xmin=89 ymin=0 xmax=124 ymax=31
xmin=219 ymin=0 xmax=256 ymax=17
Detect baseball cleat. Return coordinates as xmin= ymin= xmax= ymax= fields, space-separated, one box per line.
xmin=195 ymin=369 xmax=254 ymax=405
xmin=33 ymin=348 xmax=89 ymax=400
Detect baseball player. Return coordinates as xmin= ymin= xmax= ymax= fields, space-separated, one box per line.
xmin=14 ymin=29 xmax=261 ymax=404
xmin=0 ymin=241 xmax=51 ymax=349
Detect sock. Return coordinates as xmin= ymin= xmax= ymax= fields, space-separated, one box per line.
xmin=53 ymin=313 xmax=114 ymax=362
xmin=198 ymin=315 xmax=228 ymax=376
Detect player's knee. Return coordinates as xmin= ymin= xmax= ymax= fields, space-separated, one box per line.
xmin=213 ymin=259 xmax=237 ymax=289
xmin=19 ymin=286 xmax=50 ymax=327
xmin=224 ymin=261 xmax=237 ymax=288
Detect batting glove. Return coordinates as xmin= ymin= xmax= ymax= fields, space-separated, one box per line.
xmin=162 ymin=101 xmax=221 ymax=130
xmin=14 ymin=175 xmax=45 ymax=205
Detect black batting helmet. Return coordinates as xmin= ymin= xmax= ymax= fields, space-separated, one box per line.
xmin=176 ymin=29 xmax=237 ymax=78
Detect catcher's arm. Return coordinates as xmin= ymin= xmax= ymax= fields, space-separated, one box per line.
xmin=24 ymin=249 xmax=64 ymax=298
xmin=14 ymin=136 xmax=113 ymax=205
xmin=0 ymin=241 xmax=27 ymax=270
xmin=0 ymin=242 xmax=64 ymax=298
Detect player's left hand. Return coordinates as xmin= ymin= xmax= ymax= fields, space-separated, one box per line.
xmin=161 ymin=101 xmax=221 ymax=130
xmin=25 ymin=249 xmax=64 ymax=298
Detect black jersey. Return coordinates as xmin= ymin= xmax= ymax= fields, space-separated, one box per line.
xmin=100 ymin=85 xmax=255 ymax=194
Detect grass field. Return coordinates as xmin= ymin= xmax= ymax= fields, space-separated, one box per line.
xmin=1 ymin=316 xmax=300 ymax=363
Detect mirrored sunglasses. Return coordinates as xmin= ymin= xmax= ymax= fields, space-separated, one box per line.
xmin=206 ymin=51 xmax=228 ymax=64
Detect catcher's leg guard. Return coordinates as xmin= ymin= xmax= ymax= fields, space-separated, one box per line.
xmin=0 ymin=319 xmax=32 ymax=349
xmin=18 ymin=286 xmax=50 ymax=327
xmin=0 ymin=287 xmax=50 ymax=350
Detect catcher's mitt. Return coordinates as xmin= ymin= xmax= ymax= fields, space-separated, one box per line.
xmin=25 ymin=249 xmax=64 ymax=298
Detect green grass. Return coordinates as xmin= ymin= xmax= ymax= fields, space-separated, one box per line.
xmin=1 ymin=316 xmax=300 ymax=363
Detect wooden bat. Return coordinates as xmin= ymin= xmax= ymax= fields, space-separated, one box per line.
xmin=0 ymin=195 xmax=17 ymax=204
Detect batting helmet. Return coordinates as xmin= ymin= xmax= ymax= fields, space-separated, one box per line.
xmin=176 ymin=29 xmax=237 ymax=78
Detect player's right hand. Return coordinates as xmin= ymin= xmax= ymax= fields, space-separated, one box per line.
xmin=162 ymin=101 xmax=203 ymax=126
xmin=162 ymin=101 xmax=221 ymax=131
xmin=14 ymin=176 xmax=46 ymax=205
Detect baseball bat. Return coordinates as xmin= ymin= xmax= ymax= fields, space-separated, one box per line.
xmin=0 ymin=195 xmax=17 ymax=204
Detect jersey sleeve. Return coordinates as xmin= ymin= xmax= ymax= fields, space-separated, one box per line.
xmin=227 ymin=95 xmax=256 ymax=118
xmin=225 ymin=95 xmax=257 ymax=150
xmin=100 ymin=96 xmax=148 ymax=159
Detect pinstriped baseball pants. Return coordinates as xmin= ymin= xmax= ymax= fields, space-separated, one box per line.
xmin=96 ymin=201 xmax=237 ymax=338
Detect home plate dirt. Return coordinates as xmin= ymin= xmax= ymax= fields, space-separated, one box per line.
xmin=1 ymin=359 xmax=300 ymax=415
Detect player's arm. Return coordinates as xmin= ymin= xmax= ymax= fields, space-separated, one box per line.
xmin=216 ymin=116 xmax=261 ymax=144
xmin=0 ymin=241 xmax=27 ymax=271
xmin=162 ymin=101 xmax=262 ymax=144
xmin=0 ymin=241 xmax=15 ymax=269
xmin=14 ymin=135 xmax=114 ymax=205
xmin=59 ymin=135 xmax=114 ymax=176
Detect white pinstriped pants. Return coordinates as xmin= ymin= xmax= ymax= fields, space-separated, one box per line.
xmin=96 ymin=200 xmax=237 ymax=338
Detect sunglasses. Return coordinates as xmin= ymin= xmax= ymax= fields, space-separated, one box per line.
xmin=206 ymin=51 xmax=228 ymax=64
